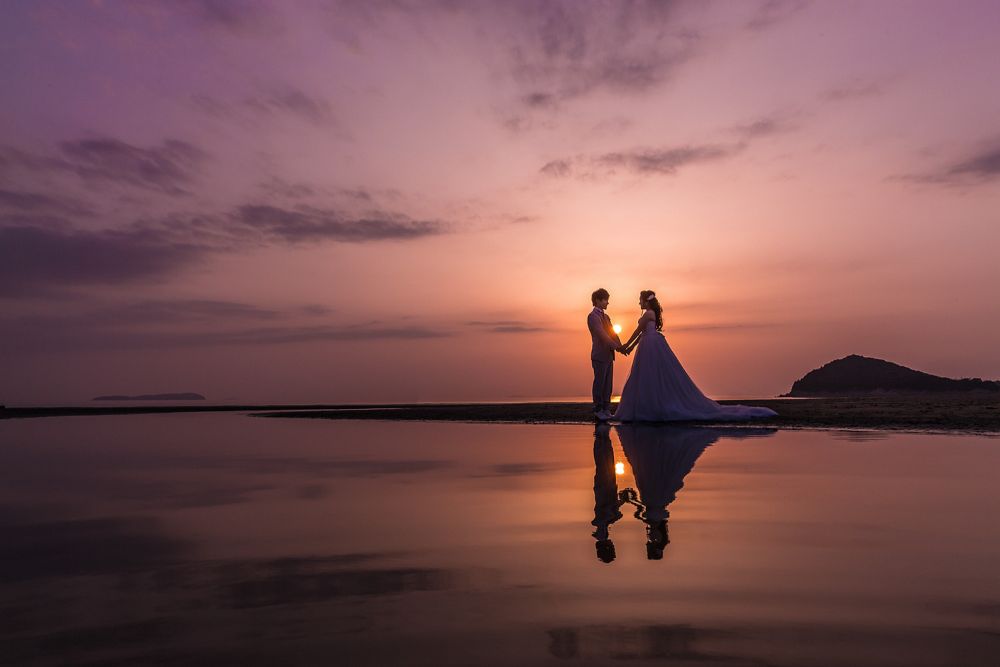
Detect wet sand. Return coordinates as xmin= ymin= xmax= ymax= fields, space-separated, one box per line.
xmin=4 ymin=395 xmax=1000 ymax=432
xmin=253 ymin=395 xmax=1000 ymax=433
xmin=1 ymin=415 xmax=998 ymax=665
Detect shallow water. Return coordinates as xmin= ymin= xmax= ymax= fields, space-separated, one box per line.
xmin=0 ymin=415 xmax=998 ymax=666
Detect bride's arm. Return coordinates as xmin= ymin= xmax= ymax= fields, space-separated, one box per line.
xmin=620 ymin=311 xmax=653 ymax=353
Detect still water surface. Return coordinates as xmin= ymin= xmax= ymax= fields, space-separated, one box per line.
xmin=0 ymin=415 xmax=998 ymax=665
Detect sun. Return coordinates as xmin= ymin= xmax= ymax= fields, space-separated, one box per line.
xmin=613 ymin=324 xmax=622 ymax=334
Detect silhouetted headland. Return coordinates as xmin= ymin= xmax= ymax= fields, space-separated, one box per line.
xmin=92 ymin=392 xmax=207 ymax=401
xmin=785 ymin=354 xmax=1000 ymax=396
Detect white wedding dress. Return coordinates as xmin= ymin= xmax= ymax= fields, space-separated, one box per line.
xmin=614 ymin=313 xmax=777 ymax=422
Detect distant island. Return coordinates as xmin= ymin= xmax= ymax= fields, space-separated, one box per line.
xmin=92 ymin=393 xmax=206 ymax=401
xmin=785 ymin=355 xmax=1000 ymax=396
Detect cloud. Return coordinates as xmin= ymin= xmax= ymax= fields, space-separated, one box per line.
xmin=0 ymin=222 xmax=205 ymax=296
xmin=542 ymin=110 xmax=798 ymax=179
xmin=0 ymin=189 xmax=94 ymax=217
xmin=543 ymin=142 xmax=742 ymax=179
xmin=729 ymin=113 xmax=800 ymax=140
xmin=171 ymin=324 xmax=450 ymax=346
xmin=540 ymin=159 xmax=572 ymax=177
xmin=233 ymin=204 xmax=444 ymax=242
xmin=946 ymin=146 xmax=1000 ymax=180
xmin=325 ymin=1 xmax=701 ymax=112
xmin=193 ymin=86 xmax=338 ymax=128
xmin=57 ymin=138 xmax=207 ymax=196
xmin=467 ymin=320 xmax=550 ymax=334
xmin=522 ymin=92 xmax=558 ymax=109
xmin=176 ymin=0 xmax=283 ymax=36
xmin=259 ymin=177 xmax=317 ymax=200
xmin=667 ymin=321 xmax=783 ymax=333
xmin=0 ymin=138 xmax=208 ymax=197
xmin=96 ymin=299 xmax=283 ymax=324
xmin=0 ymin=314 xmax=452 ymax=352
xmin=243 ymin=88 xmax=336 ymax=125
xmin=500 ymin=1 xmax=701 ymax=105
xmin=821 ymin=78 xmax=890 ymax=102
xmin=596 ymin=144 xmax=740 ymax=175
xmin=745 ymin=0 xmax=810 ymax=31
xmin=0 ymin=198 xmax=447 ymax=297
xmin=894 ymin=143 xmax=1000 ymax=186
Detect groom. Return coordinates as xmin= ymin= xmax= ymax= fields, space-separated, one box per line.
xmin=588 ymin=288 xmax=625 ymax=421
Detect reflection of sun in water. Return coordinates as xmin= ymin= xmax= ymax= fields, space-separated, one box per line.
xmin=615 ymin=462 xmax=625 ymax=475
xmin=613 ymin=324 xmax=622 ymax=334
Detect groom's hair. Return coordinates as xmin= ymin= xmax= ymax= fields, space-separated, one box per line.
xmin=591 ymin=288 xmax=610 ymax=305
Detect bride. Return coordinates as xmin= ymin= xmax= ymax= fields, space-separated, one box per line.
xmin=614 ymin=290 xmax=778 ymax=422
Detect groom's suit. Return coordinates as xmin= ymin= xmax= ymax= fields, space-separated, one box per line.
xmin=588 ymin=307 xmax=620 ymax=414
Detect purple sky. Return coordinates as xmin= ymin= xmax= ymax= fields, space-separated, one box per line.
xmin=2 ymin=0 xmax=999 ymax=405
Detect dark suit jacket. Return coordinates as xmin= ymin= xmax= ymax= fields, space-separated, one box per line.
xmin=588 ymin=308 xmax=618 ymax=363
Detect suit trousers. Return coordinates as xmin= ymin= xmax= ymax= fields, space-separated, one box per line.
xmin=591 ymin=360 xmax=613 ymax=413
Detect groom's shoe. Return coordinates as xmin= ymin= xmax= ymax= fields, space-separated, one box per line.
xmin=595 ymin=410 xmax=612 ymax=421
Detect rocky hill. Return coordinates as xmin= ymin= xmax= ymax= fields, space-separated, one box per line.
xmin=785 ymin=355 xmax=1000 ymax=396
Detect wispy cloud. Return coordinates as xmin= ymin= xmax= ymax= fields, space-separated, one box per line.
xmin=0 ymin=315 xmax=452 ymax=353
xmin=821 ymin=78 xmax=890 ymax=102
xmin=0 ymin=189 xmax=94 ymax=217
xmin=541 ymin=109 xmax=800 ymax=179
xmin=0 ymin=222 xmax=205 ymax=296
xmin=233 ymin=204 xmax=444 ymax=242
xmin=1 ymin=138 xmax=207 ymax=197
xmin=543 ymin=143 xmax=743 ymax=179
xmin=894 ymin=143 xmax=1000 ymax=186
xmin=501 ymin=1 xmax=701 ymax=107
xmin=95 ymin=299 xmax=284 ymax=324
xmin=944 ymin=146 xmax=1000 ymax=180
xmin=324 ymin=0 xmax=701 ymax=115
xmin=58 ymin=138 xmax=207 ymax=196
xmin=745 ymin=0 xmax=810 ymax=32
xmin=539 ymin=159 xmax=572 ymax=177
xmin=596 ymin=144 xmax=740 ymax=175
xmin=243 ymin=87 xmax=336 ymax=125
xmin=176 ymin=0 xmax=283 ymax=37
xmin=467 ymin=320 xmax=552 ymax=334
xmin=668 ymin=321 xmax=784 ymax=333
xmin=729 ymin=112 xmax=801 ymax=140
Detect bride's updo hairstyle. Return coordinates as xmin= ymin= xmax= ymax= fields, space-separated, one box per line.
xmin=640 ymin=290 xmax=663 ymax=331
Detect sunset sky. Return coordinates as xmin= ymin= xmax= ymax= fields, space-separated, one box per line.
xmin=2 ymin=0 xmax=999 ymax=405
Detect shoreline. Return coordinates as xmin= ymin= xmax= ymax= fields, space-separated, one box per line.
xmin=3 ymin=396 xmax=1000 ymax=434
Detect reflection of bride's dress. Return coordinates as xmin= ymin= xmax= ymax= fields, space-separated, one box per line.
xmin=617 ymin=425 xmax=717 ymax=522
xmin=615 ymin=318 xmax=778 ymax=422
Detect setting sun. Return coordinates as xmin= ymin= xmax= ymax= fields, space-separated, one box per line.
xmin=613 ymin=324 xmax=622 ymax=335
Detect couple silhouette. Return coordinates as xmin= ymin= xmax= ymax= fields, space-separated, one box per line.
xmin=588 ymin=288 xmax=778 ymax=423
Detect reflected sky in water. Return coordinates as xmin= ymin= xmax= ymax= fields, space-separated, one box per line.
xmin=1 ymin=415 xmax=999 ymax=665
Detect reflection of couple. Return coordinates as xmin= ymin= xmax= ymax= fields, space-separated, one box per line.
xmin=588 ymin=288 xmax=778 ymax=422
xmin=592 ymin=424 xmax=713 ymax=562
xmin=592 ymin=424 xmax=775 ymax=562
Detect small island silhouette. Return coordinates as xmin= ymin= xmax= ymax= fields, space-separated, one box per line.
xmin=92 ymin=393 xmax=206 ymax=401
xmin=785 ymin=354 xmax=999 ymax=396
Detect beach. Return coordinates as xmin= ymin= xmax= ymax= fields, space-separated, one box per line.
xmin=5 ymin=394 xmax=1000 ymax=433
